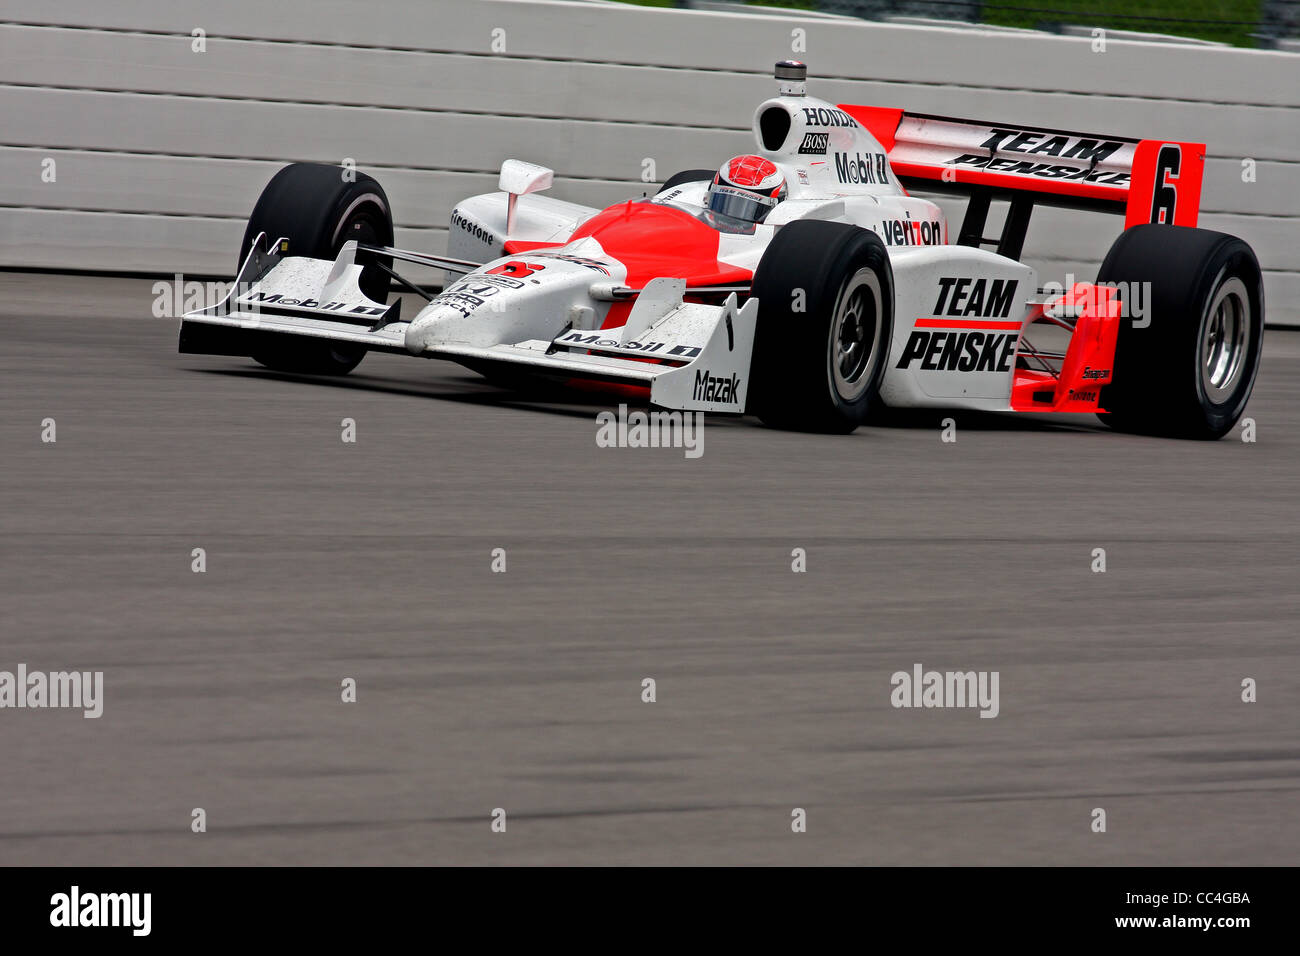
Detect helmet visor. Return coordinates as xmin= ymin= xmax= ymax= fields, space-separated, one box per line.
xmin=708 ymin=183 xmax=778 ymax=224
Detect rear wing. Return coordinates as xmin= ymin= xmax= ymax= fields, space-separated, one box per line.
xmin=839 ymin=105 xmax=1204 ymax=260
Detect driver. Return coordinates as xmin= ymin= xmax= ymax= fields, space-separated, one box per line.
xmin=705 ymin=155 xmax=787 ymax=225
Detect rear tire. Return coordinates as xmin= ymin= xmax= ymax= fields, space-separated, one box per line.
xmin=1096 ymin=224 xmax=1263 ymax=439
xmin=748 ymin=221 xmax=893 ymax=433
xmin=240 ymin=163 xmax=395 ymax=375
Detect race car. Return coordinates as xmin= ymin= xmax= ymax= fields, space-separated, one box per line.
xmin=179 ymin=60 xmax=1263 ymax=438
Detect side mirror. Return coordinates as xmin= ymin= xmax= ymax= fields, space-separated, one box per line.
xmin=499 ymin=160 xmax=553 ymax=236
xmin=499 ymin=159 xmax=553 ymax=197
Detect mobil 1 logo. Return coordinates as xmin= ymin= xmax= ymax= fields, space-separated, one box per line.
xmin=835 ymin=151 xmax=890 ymax=186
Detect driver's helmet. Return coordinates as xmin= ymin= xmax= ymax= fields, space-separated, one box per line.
xmin=706 ymin=155 xmax=787 ymax=224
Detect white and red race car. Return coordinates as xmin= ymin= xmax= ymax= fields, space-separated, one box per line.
xmin=180 ymin=61 xmax=1263 ymax=438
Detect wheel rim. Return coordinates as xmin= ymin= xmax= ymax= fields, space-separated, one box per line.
xmin=827 ymin=269 xmax=883 ymax=403
xmin=1199 ymin=276 xmax=1250 ymax=404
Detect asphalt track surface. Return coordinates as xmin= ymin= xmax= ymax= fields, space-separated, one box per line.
xmin=2 ymin=272 xmax=1297 ymax=866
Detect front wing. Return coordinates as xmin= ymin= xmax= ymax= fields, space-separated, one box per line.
xmin=179 ymin=235 xmax=757 ymax=414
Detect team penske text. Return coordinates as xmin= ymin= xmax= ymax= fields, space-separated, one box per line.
xmin=897 ymin=330 xmax=1017 ymax=372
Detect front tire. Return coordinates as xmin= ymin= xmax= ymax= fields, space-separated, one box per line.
xmin=240 ymin=163 xmax=395 ymax=375
xmin=748 ymin=220 xmax=893 ymax=433
xmin=1096 ymin=224 xmax=1263 ymax=439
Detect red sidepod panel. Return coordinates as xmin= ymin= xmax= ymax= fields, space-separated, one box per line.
xmin=505 ymin=201 xmax=755 ymax=332
xmin=501 ymin=201 xmax=757 ymax=387
xmin=506 ymin=201 xmax=754 ymax=290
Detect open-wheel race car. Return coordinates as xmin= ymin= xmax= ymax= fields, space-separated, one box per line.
xmin=179 ymin=61 xmax=1263 ymax=438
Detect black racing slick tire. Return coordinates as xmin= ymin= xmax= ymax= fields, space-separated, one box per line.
xmin=240 ymin=163 xmax=395 ymax=375
xmin=1096 ymin=224 xmax=1263 ymax=440
xmin=656 ymin=169 xmax=717 ymax=194
xmin=748 ymin=220 xmax=894 ymax=433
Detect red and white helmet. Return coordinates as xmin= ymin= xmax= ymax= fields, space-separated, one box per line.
xmin=707 ymin=155 xmax=787 ymax=225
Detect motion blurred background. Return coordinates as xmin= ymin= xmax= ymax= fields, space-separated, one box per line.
xmin=1 ymin=0 xmax=1295 ymax=324
xmin=635 ymin=0 xmax=1300 ymax=49
xmin=1 ymin=0 xmax=1297 ymax=866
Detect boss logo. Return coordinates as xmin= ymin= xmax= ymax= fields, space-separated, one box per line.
xmin=798 ymin=132 xmax=829 ymax=155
